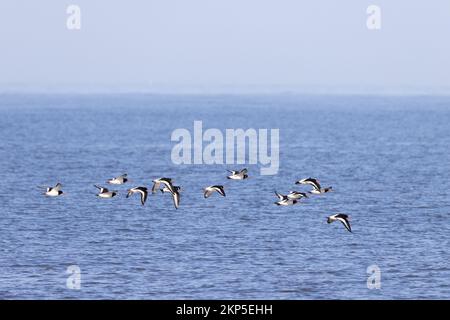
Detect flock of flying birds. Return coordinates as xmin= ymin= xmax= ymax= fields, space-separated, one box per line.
xmin=40 ymin=168 xmax=352 ymax=233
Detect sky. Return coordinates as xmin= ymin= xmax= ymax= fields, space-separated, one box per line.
xmin=0 ymin=0 xmax=449 ymax=94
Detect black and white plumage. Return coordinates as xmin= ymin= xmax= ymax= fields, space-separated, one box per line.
xmin=204 ymin=185 xmax=226 ymax=198
xmin=274 ymin=191 xmax=298 ymax=206
xmin=274 ymin=191 xmax=288 ymax=201
xmin=275 ymin=198 xmax=298 ymax=206
xmin=94 ymin=185 xmax=117 ymax=198
xmin=327 ymin=213 xmax=352 ymax=233
xmin=44 ymin=183 xmax=64 ymax=197
xmin=295 ymin=177 xmax=320 ymax=189
xmin=295 ymin=177 xmax=332 ymax=194
xmin=171 ymin=188 xmax=180 ymax=209
xmin=227 ymin=168 xmax=248 ymax=180
xmin=153 ymin=178 xmax=180 ymax=209
xmin=287 ymin=191 xmax=308 ymax=200
xmin=126 ymin=187 xmax=148 ymax=206
xmin=160 ymin=185 xmax=181 ymax=194
xmin=107 ymin=174 xmax=128 ymax=185
xmin=152 ymin=178 xmax=175 ymax=194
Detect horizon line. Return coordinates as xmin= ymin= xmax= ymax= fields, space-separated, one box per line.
xmin=1 ymin=84 xmax=450 ymax=96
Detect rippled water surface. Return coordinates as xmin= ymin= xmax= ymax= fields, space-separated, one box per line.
xmin=0 ymin=94 xmax=449 ymax=299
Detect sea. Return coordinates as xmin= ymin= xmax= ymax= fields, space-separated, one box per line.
xmin=0 ymin=93 xmax=449 ymax=299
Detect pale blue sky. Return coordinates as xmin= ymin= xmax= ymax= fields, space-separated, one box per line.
xmin=0 ymin=1 xmax=449 ymax=93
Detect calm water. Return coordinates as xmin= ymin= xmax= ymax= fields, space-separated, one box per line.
xmin=0 ymin=94 xmax=449 ymax=299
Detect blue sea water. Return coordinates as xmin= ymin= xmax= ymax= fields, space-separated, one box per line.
xmin=0 ymin=94 xmax=449 ymax=299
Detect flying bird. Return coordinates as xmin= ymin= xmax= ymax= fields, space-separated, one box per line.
xmin=153 ymin=178 xmax=180 ymax=209
xmin=43 ymin=183 xmax=64 ymax=197
xmin=275 ymin=198 xmax=298 ymax=206
xmin=287 ymin=191 xmax=308 ymax=200
xmin=94 ymin=185 xmax=117 ymax=198
xmin=107 ymin=174 xmax=128 ymax=185
xmin=274 ymin=191 xmax=298 ymax=206
xmin=204 ymin=185 xmax=226 ymax=198
xmin=227 ymin=168 xmax=248 ymax=180
xmin=327 ymin=213 xmax=352 ymax=233
xmin=126 ymin=187 xmax=148 ymax=206
xmin=295 ymin=177 xmax=332 ymax=194
xmin=152 ymin=177 xmax=175 ymax=194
